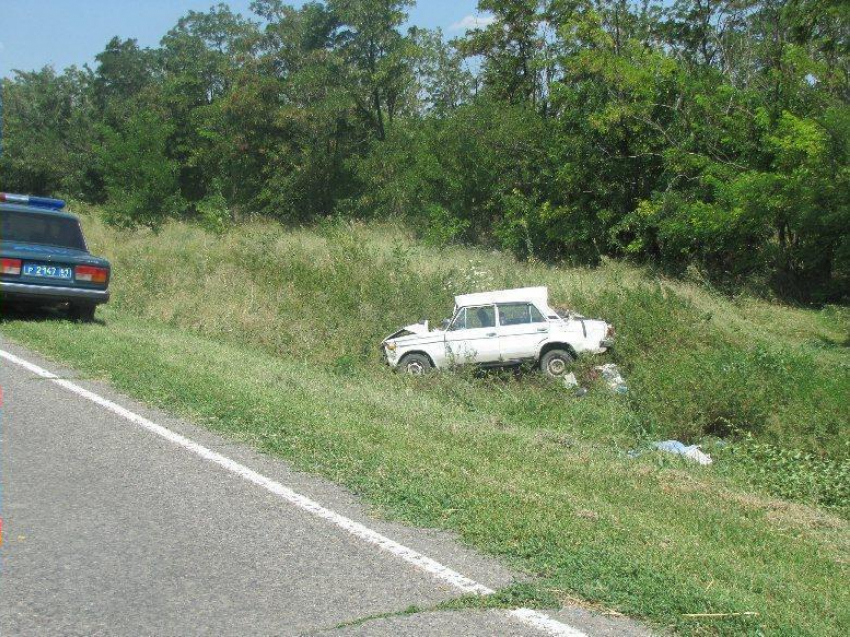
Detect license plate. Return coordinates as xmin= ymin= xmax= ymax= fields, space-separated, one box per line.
xmin=23 ymin=263 xmax=73 ymax=280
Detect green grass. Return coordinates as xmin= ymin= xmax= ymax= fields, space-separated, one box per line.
xmin=2 ymin=206 xmax=848 ymax=635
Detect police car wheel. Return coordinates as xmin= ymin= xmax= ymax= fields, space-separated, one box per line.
xmin=69 ymin=303 xmax=96 ymax=323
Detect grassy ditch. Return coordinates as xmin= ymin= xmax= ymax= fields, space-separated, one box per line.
xmin=2 ymin=207 xmax=848 ymax=635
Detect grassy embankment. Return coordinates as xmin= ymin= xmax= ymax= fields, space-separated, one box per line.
xmin=2 ymin=205 xmax=848 ymax=635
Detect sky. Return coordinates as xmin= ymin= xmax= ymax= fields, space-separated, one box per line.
xmin=0 ymin=0 xmax=493 ymax=79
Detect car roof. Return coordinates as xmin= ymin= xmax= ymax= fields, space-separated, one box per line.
xmin=454 ymin=287 xmax=550 ymax=309
xmin=0 ymin=202 xmax=80 ymax=221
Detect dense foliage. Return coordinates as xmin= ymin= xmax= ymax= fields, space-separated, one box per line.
xmin=1 ymin=0 xmax=848 ymax=300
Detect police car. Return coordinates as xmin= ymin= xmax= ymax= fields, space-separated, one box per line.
xmin=1 ymin=193 xmax=111 ymax=321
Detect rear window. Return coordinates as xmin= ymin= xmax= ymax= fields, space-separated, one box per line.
xmin=1 ymin=210 xmax=86 ymax=251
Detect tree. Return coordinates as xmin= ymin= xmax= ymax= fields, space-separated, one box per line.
xmin=328 ymin=0 xmax=416 ymax=139
xmin=98 ymin=108 xmax=184 ymax=228
xmin=93 ymin=38 xmax=159 ymax=113
xmin=462 ymin=1 xmax=545 ymax=107
xmin=409 ymin=27 xmax=475 ymax=117
xmin=0 ymin=67 xmax=101 ymax=198
xmin=160 ymin=5 xmax=260 ymax=202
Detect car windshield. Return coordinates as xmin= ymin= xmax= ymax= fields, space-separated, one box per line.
xmin=1 ymin=210 xmax=86 ymax=250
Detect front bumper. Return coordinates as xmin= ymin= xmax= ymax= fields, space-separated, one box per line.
xmin=1 ymin=281 xmax=110 ymax=304
xmin=381 ymin=343 xmax=400 ymax=367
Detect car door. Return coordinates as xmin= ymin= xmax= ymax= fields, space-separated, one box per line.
xmin=444 ymin=305 xmax=501 ymax=365
xmin=496 ymin=303 xmax=550 ymax=362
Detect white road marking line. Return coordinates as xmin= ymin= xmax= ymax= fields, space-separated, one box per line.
xmin=0 ymin=348 xmax=589 ymax=637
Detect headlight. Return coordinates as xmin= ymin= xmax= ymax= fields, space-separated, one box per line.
xmin=386 ymin=342 xmax=397 ymax=352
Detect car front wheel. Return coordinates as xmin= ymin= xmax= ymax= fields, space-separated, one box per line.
xmin=398 ymin=353 xmax=433 ymax=376
xmin=540 ymin=349 xmax=574 ymax=378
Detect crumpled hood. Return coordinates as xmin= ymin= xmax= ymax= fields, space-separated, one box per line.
xmin=383 ymin=322 xmax=440 ymax=343
xmin=400 ymin=322 xmax=431 ymax=336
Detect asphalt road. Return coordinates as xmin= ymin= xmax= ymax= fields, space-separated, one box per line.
xmin=0 ymin=342 xmax=652 ymax=637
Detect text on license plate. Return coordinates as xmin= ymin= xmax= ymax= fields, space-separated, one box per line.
xmin=23 ymin=263 xmax=73 ymax=280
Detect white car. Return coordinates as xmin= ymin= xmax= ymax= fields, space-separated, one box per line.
xmin=382 ymin=287 xmax=614 ymax=377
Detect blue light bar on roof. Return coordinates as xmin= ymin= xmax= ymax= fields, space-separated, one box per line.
xmin=0 ymin=192 xmax=66 ymax=210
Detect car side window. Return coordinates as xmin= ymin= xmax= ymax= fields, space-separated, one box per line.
xmin=528 ymin=305 xmax=545 ymax=323
xmin=468 ymin=306 xmax=496 ymax=329
xmin=498 ymin=303 xmax=546 ymax=326
xmin=453 ymin=305 xmax=496 ymax=330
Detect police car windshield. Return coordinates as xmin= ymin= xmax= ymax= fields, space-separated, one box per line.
xmin=1 ymin=210 xmax=87 ymax=251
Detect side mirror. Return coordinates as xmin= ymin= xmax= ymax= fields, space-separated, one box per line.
xmin=441 ymin=319 xmax=451 ymax=330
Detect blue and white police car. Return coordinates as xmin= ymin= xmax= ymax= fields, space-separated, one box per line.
xmin=1 ymin=193 xmax=111 ymax=321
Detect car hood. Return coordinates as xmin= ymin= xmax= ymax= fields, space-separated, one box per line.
xmin=383 ymin=322 xmax=444 ymax=343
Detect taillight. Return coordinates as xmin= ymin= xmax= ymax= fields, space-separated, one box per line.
xmin=75 ymin=265 xmax=109 ymax=284
xmin=1 ymin=258 xmax=22 ymax=276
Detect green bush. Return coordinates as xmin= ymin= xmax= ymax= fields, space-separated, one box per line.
xmin=98 ymin=110 xmax=185 ymax=228
xmin=195 ymin=181 xmax=231 ymax=234
xmin=730 ymin=439 xmax=850 ymax=513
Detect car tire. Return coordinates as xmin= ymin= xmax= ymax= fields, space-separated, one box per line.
xmin=398 ymin=353 xmax=433 ymax=376
xmin=69 ymin=303 xmax=97 ymax=323
xmin=540 ymin=348 xmax=574 ymax=378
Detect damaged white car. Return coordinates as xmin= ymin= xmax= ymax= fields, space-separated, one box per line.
xmin=382 ymin=287 xmax=614 ymax=377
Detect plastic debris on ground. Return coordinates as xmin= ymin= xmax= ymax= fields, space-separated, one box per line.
xmin=651 ymin=440 xmax=713 ymax=465
xmin=563 ymin=373 xmax=589 ymax=397
xmin=596 ymin=363 xmax=628 ymax=394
